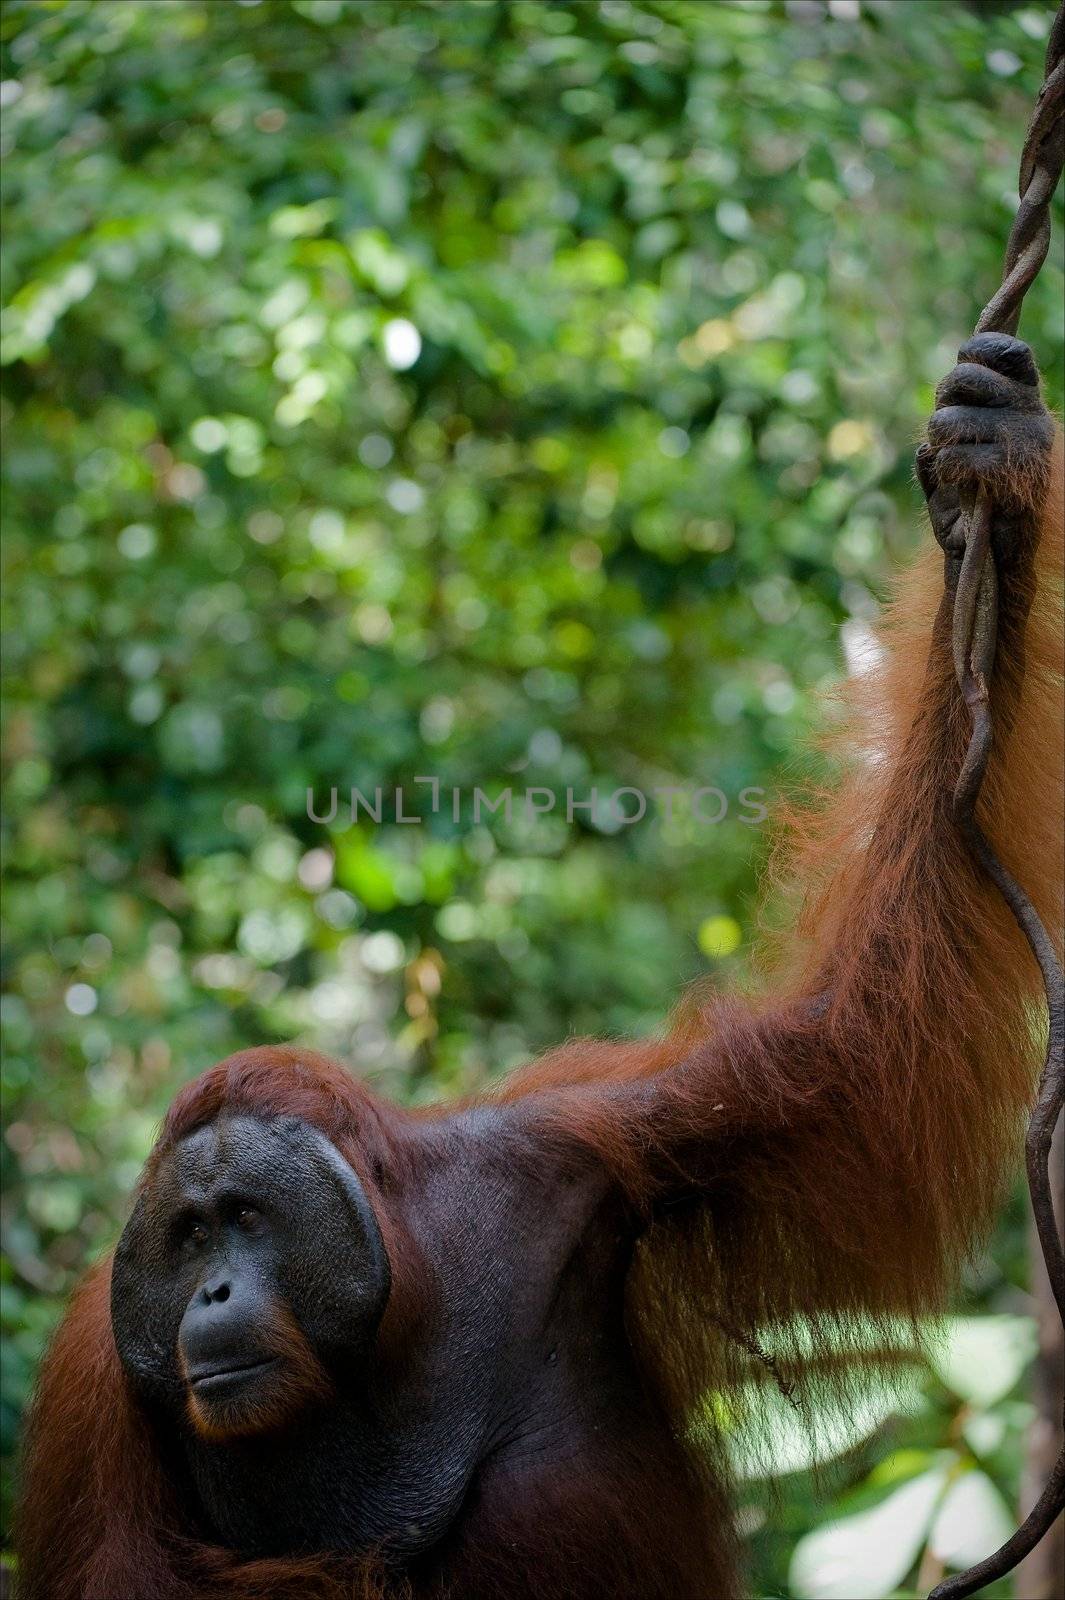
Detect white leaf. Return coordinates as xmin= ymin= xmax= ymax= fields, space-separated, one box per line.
xmin=930 ymin=1316 xmax=1037 ymax=1407
xmin=929 ymin=1471 xmax=1014 ymax=1569
xmin=789 ymin=1467 xmax=948 ymax=1599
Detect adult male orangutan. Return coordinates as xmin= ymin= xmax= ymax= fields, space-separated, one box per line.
xmin=15 ymin=332 xmax=1065 ymax=1599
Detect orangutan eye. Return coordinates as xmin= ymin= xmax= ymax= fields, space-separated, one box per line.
xmin=183 ymin=1222 xmax=209 ymax=1252
xmin=234 ymin=1204 xmax=261 ymax=1230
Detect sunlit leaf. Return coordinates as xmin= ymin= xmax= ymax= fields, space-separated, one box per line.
xmin=930 ymin=1316 xmax=1038 ymax=1407
xmin=789 ymin=1466 xmax=949 ymax=1599
xmin=929 ymin=1470 xmax=1014 ymax=1569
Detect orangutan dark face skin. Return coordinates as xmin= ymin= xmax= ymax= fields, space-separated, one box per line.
xmin=112 ymin=1116 xmax=390 ymax=1446
xmin=15 ymin=336 xmax=1065 ymax=1600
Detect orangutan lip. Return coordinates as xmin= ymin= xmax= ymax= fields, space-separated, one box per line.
xmin=189 ymin=1357 xmax=277 ymax=1388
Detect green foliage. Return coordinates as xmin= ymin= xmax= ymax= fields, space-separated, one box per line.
xmin=732 ymin=1311 xmax=1037 ymax=1597
xmin=1 ymin=0 xmax=1061 ymax=1588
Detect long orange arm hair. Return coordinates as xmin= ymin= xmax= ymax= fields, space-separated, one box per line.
xmin=506 ymin=407 xmax=1064 ymax=1420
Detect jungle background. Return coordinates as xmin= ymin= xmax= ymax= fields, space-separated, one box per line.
xmin=1 ymin=1 xmax=1063 ymax=1595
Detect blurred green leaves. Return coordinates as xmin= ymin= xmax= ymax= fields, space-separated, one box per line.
xmin=1 ymin=0 xmax=1061 ymax=1586
xmin=726 ymin=1312 xmax=1039 ymax=1596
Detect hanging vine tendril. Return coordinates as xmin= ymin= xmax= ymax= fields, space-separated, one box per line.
xmin=927 ymin=9 xmax=1065 ymax=1599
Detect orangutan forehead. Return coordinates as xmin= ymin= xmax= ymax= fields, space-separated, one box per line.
xmin=157 ymin=1114 xmax=306 ymax=1205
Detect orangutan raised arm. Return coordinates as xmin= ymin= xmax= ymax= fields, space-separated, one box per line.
xmin=511 ymin=331 xmax=1063 ymax=1341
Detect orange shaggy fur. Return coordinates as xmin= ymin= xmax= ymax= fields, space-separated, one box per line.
xmin=503 ymin=429 xmax=1064 ymax=1443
